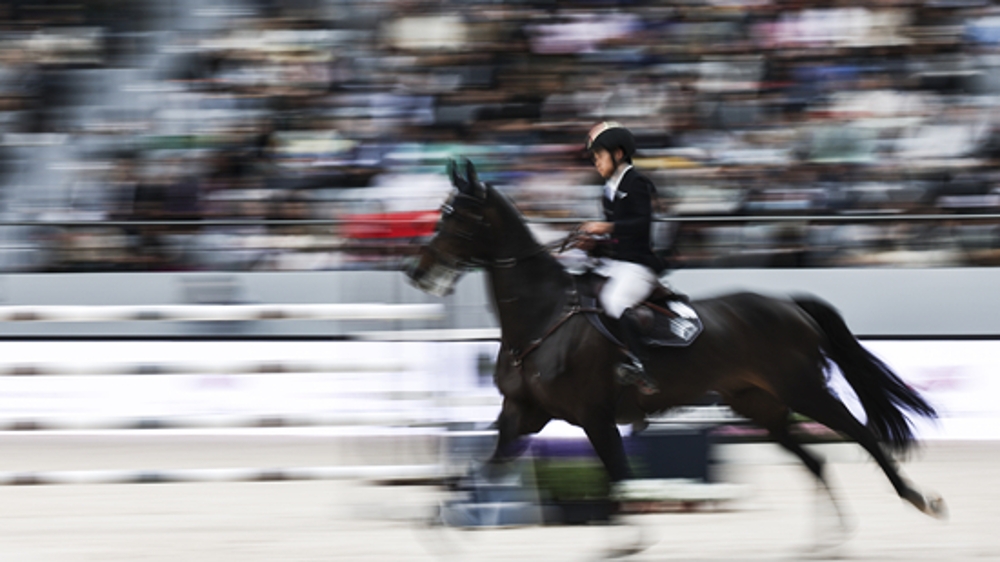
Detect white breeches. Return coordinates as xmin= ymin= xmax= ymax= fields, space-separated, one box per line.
xmin=594 ymin=259 xmax=657 ymax=319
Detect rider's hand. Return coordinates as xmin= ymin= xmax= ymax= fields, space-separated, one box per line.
xmin=579 ymin=221 xmax=613 ymax=235
xmin=572 ymin=234 xmax=597 ymax=252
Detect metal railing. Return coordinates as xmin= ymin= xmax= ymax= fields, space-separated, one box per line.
xmin=0 ymin=212 xmax=996 ymax=228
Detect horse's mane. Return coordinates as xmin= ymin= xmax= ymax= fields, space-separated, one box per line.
xmin=485 ymin=184 xmax=526 ymax=223
xmin=479 ymin=183 xmax=575 ymax=291
xmin=484 ymin=183 xmax=546 ymax=250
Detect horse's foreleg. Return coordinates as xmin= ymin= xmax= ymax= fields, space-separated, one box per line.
xmin=582 ymin=416 xmax=632 ymax=483
xmin=488 ymin=398 xmax=550 ymax=465
xmin=488 ymin=408 xmax=528 ymax=465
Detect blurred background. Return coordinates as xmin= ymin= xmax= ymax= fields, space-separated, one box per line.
xmin=2 ymin=0 xmax=1000 ymax=272
xmin=1 ymin=2 xmax=1000 ymax=558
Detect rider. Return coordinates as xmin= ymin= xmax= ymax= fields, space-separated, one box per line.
xmin=581 ymin=122 xmax=666 ymax=395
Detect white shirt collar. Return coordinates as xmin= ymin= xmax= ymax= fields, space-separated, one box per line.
xmin=604 ymin=164 xmax=633 ymax=200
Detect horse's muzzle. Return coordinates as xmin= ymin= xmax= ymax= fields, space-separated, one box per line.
xmin=405 ymin=260 xmax=461 ymax=297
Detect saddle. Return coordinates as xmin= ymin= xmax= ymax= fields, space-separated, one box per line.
xmin=573 ymin=271 xmax=703 ymax=348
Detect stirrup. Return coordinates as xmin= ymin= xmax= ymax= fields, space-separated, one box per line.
xmin=614 ymin=359 xmax=660 ymax=395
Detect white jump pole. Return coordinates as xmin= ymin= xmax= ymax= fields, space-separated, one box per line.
xmin=0 ymin=303 xmax=445 ymax=322
xmin=0 ymin=411 xmax=447 ymax=431
xmin=0 ymin=464 xmax=449 ymax=485
xmin=0 ymin=359 xmax=409 ymax=376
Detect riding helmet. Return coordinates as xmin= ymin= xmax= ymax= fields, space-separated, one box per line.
xmin=586 ymin=121 xmax=636 ymax=160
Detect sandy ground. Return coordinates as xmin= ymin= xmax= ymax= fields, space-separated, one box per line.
xmin=0 ymin=434 xmax=994 ymax=562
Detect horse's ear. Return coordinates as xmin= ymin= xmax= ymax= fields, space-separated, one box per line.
xmin=464 ymin=159 xmax=480 ymax=190
xmin=447 ymin=158 xmax=463 ymax=191
xmin=447 ymin=157 xmax=485 ymax=199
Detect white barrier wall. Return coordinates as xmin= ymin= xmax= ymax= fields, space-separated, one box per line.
xmin=0 ymin=340 xmax=502 ymax=430
xmin=0 ymin=339 xmax=996 ymax=440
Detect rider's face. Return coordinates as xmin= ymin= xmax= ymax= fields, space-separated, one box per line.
xmin=591 ymin=148 xmax=617 ymax=179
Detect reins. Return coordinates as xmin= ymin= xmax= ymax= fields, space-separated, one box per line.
xmin=506 ymin=300 xmax=601 ymax=368
xmin=491 ymin=244 xmax=549 ymax=268
xmin=504 ymin=232 xmax=612 ymax=368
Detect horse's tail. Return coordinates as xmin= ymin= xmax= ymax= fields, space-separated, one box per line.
xmin=793 ymin=295 xmax=936 ymax=452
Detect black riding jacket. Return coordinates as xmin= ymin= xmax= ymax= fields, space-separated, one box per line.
xmin=601 ymin=167 xmax=666 ymax=273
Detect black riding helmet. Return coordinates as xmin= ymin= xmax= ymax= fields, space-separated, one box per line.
xmin=586 ymin=121 xmax=636 ymax=163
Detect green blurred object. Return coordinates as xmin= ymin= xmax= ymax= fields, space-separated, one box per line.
xmin=532 ymin=458 xmax=615 ymax=524
xmin=533 ymin=459 xmax=609 ymax=502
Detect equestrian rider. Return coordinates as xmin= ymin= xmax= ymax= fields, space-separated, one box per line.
xmin=581 ymin=122 xmax=666 ymax=395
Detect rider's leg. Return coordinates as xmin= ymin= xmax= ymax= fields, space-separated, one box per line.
xmin=597 ymin=259 xmax=658 ymax=319
xmin=618 ymin=306 xmax=659 ymax=395
xmin=597 ymin=260 xmax=659 ymax=395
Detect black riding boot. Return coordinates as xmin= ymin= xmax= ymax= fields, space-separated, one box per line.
xmin=616 ymin=307 xmax=660 ymax=395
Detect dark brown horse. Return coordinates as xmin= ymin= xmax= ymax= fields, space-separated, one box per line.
xmin=407 ymin=159 xmax=946 ymax=520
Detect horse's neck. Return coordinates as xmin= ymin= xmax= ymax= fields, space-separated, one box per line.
xmin=485 ymin=191 xmax=572 ymax=348
xmin=488 ymin=253 xmax=572 ymax=349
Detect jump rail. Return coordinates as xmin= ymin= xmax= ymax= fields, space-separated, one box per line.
xmin=0 ymin=406 xmax=741 ymax=433
xmin=0 ymin=325 xmax=484 ymax=487
xmin=0 ymin=464 xmax=449 ymax=485
xmin=0 ymin=412 xmax=470 ymax=431
xmin=0 ymin=359 xmax=409 ymax=375
xmin=0 ymin=303 xmax=444 ymax=323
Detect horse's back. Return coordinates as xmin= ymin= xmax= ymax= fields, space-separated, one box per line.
xmin=688 ymin=291 xmax=817 ymax=345
xmin=690 ymin=290 xmax=793 ymax=318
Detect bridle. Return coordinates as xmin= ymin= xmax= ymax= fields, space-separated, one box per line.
xmin=428 ymin=190 xmax=547 ymax=271
xmin=428 ymin=189 xmax=602 ymax=369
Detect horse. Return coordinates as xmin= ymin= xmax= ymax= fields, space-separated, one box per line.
xmin=406 ymin=158 xmax=946 ymax=523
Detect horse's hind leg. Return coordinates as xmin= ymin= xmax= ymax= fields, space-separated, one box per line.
xmin=725 ymin=387 xmax=852 ymax=549
xmin=726 ymin=390 xmax=844 ymax=503
xmin=725 ymin=387 xmax=827 ymax=484
xmin=780 ymin=379 xmax=946 ymax=519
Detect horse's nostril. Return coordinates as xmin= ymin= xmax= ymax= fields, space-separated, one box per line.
xmin=405 ymin=264 xmax=424 ymax=283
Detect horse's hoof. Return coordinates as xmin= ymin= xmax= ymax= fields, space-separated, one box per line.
xmin=907 ymin=489 xmax=948 ymax=520
xmin=602 ymin=522 xmax=653 ymax=559
xmin=923 ymin=492 xmax=948 ymax=520
xmin=798 ymin=539 xmax=849 ymax=560
xmin=603 ymin=545 xmax=647 ymax=559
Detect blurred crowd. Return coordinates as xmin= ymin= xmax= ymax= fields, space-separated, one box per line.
xmin=1 ymin=0 xmax=1000 ymax=272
